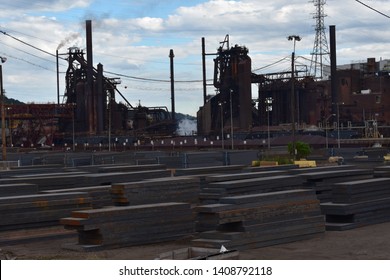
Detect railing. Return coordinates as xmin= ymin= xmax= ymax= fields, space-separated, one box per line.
xmin=0 ymin=160 xmax=20 ymax=170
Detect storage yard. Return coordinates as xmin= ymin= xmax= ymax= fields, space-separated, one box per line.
xmin=1 ymin=150 xmax=390 ymax=260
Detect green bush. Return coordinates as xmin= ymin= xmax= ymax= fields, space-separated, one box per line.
xmin=288 ymin=141 xmax=311 ymax=160
xmin=277 ymin=157 xmax=293 ymax=165
xmin=261 ymin=155 xmax=293 ymax=165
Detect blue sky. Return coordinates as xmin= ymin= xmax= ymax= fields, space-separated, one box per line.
xmin=1 ymin=0 xmax=390 ymax=116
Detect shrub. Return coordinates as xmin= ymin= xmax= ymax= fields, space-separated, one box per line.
xmin=288 ymin=141 xmax=311 ymax=160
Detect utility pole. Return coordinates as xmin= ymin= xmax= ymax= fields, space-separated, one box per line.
xmin=230 ymin=89 xmax=234 ymax=150
xmin=0 ymin=58 xmax=7 ymax=161
xmin=288 ymin=35 xmax=301 ymax=160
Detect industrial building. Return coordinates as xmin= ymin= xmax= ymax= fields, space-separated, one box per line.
xmin=197 ymin=32 xmax=390 ymax=140
xmin=2 ymin=20 xmax=390 ymax=149
xmin=4 ymin=20 xmax=177 ymax=148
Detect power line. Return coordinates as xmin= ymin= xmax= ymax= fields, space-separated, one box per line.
xmin=355 ymin=0 xmax=390 ymax=19
xmin=0 ymin=52 xmax=56 ymax=72
xmin=0 ymin=41 xmax=62 ymax=66
xmin=0 ymin=30 xmax=57 ymax=58
xmin=1 ymin=29 xmax=209 ymax=84
xmin=252 ymin=56 xmax=290 ymax=72
xmin=104 ymin=70 xmax=207 ymax=83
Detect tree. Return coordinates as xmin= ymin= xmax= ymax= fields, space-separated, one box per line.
xmin=288 ymin=141 xmax=311 ymax=160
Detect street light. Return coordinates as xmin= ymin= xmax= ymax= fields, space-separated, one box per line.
xmin=0 ymin=56 xmax=7 ymax=161
xmin=265 ymin=97 xmax=273 ymax=149
xmin=336 ymin=102 xmax=344 ymax=149
xmin=287 ymin=35 xmax=301 ymax=160
xmin=325 ymin=114 xmax=336 ymax=149
xmin=230 ymin=89 xmax=234 ymax=150
xmin=218 ymin=101 xmax=224 ymax=150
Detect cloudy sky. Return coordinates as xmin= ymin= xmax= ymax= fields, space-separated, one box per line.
xmin=0 ymin=0 xmax=390 ymax=116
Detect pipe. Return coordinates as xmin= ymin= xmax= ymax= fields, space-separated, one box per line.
xmin=330 ymin=25 xmax=337 ymax=116
xmin=202 ymin=37 xmax=207 ymax=104
xmin=86 ymin=20 xmax=95 ymax=134
xmin=56 ymin=50 xmax=60 ymax=105
xmin=96 ymin=63 xmax=104 ymax=134
xmin=0 ymin=65 xmax=6 ymax=161
xmin=169 ymin=49 xmax=175 ymax=121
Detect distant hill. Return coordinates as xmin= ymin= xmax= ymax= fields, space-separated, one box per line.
xmin=4 ymin=96 xmax=24 ymax=105
xmin=4 ymin=96 xmax=197 ymax=123
xmin=175 ymin=112 xmax=196 ymax=121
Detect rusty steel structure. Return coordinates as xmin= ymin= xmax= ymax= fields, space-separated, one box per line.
xmin=4 ymin=20 xmax=176 ymax=148
xmin=198 ymin=35 xmax=255 ymax=136
xmin=5 ymin=103 xmax=74 ymax=147
xmin=198 ymin=32 xmax=390 ymax=139
xmin=62 ymin=20 xmax=176 ymax=139
xmin=5 ymin=23 xmax=390 ymax=148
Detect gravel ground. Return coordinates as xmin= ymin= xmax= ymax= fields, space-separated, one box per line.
xmin=1 ymin=221 xmax=390 ymax=260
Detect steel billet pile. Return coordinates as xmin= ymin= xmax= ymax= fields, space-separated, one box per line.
xmin=192 ymin=189 xmax=325 ymax=250
xmin=61 ymin=202 xmax=194 ymax=250
xmin=199 ymin=175 xmax=304 ymax=204
xmin=0 ymin=192 xmax=92 ymax=230
xmin=111 ymin=177 xmax=200 ymax=206
xmin=321 ymin=177 xmax=390 ymax=230
xmin=42 ymin=185 xmax=113 ymax=209
xmin=297 ymin=168 xmax=374 ymax=203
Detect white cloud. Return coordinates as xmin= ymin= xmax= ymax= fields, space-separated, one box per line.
xmin=1 ymin=0 xmax=390 ymax=115
xmin=1 ymin=0 xmax=92 ymax=12
xmin=134 ymin=17 xmax=164 ymax=31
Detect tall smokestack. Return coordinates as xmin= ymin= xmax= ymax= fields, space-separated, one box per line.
xmin=86 ymin=20 xmax=95 ymax=134
xmin=202 ymin=37 xmax=207 ymax=105
xmin=330 ymin=25 xmax=337 ymax=116
xmin=169 ymin=49 xmax=175 ymax=122
xmin=97 ymin=63 xmax=104 ymax=133
xmin=56 ymin=49 xmax=60 ymax=105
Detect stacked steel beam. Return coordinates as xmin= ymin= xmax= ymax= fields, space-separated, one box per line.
xmin=42 ymin=185 xmax=113 ymax=209
xmin=199 ymin=175 xmax=304 ymax=204
xmin=173 ymin=165 xmax=245 ymax=176
xmin=110 ymin=177 xmax=200 ymax=206
xmin=0 ymin=192 xmax=91 ymax=230
xmin=61 ymin=202 xmax=194 ymax=250
xmin=321 ymin=177 xmax=390 ymax=230
xmin=0 ymin=169 xmax=171 ymax=192
xmin=0 ymin=183 xmax=38 ymax=196
xmin=295 ymin=168 xmax=374 ymax=203
xmin=192 ymin=189 xmax=324 ymax=250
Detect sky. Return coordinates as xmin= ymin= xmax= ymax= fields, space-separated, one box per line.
xmin=0 ymin=0 xmax=390 ymax=116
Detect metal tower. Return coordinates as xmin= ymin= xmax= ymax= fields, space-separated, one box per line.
xmin=310 ymin=0 xmax=330 ymax=79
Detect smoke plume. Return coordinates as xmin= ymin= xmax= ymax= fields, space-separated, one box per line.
xmin=57 ymin=33 xmax=81 ymax=50
xmin=176 ymin=118 xmax=197 ymax=136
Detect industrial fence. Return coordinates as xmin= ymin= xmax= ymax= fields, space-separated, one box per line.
xmin=0 ymin=160 xmax=20 ymax=170
xmin=4 ymin=150 xmax=260 ymax=168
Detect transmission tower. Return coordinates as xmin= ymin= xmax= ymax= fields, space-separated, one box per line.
xmin=310 ymin=0 xmax=330 ymax=79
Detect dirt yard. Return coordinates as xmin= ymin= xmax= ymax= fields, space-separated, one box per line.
xmin=1 ymin=221 xmax=390 ymax=260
